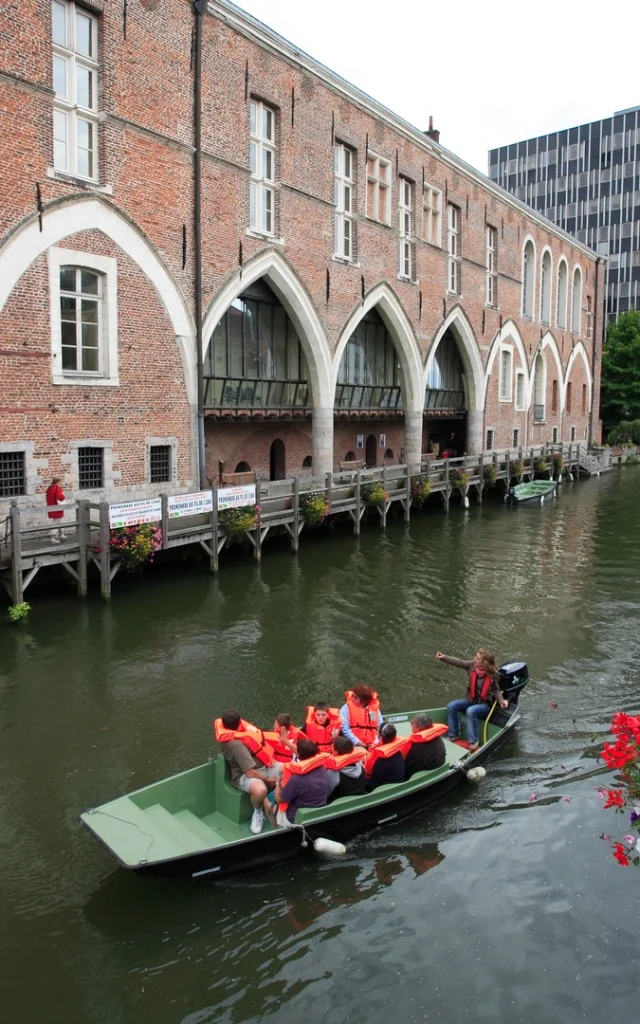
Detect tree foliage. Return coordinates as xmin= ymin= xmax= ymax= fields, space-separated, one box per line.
xmin=601 ymin=310 xmax=640 ymax=428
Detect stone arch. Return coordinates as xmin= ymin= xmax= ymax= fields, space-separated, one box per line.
xmin=333 ymin=282 xmax=423 ymax=412
xmin=563 ymin=341 xmax=592 ymax=411
xmin=485 ymin=319 xmax=528 ymax=386
xmin=0 ymin=196 xmax=196 ymax=403
xmin=426 ymin=306 xmax=484 ymax=413
xmin=202 ymin=248 xmax=333 ymax=410
xmin=528 ymin=332 xmax=564 ymax=408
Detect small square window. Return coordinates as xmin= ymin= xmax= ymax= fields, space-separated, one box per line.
xmin=150 ymin=445 xmax=171 ymax=483
xmin=78 ymin=446 xmax=103 ymax=489
xmin=551 ymin=427 xmax=558 ymax=444
xmin=486 ymin=429 xmax=494 ymax=451
xmin=0 ymin=451 xmax=26 ymax=497
xmin=512 ymin=429 xmax=519 ymax=448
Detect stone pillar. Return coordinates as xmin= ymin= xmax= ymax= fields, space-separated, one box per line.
xmin=404 ymin=409 xmax=423 ymax=471
xmin=312 ymin=406 xmax=334 ymax=477
xmin=467 ymin=409 xmax=484 ymax=455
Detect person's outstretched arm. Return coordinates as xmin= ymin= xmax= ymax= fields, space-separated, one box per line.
xmin=435 ymin=652 xmax=474 ymax=670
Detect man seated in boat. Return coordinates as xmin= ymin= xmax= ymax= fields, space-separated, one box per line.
xmin=326 ymin=736 xmax=366 ymax=801
xmin=403 ymin=715 xmax=448 ymax=779
xmin=214 ymin=709 xmax=282 ymax=835
xmin=264 ymin=713 xmax=301 ymax=763
xmin=364 ymin=724 xmax=405 ymax=791
xmin=299 ymin=701 xmax=341 ymax=753
xmin=340 ymin=685 xmax=384 ymax=749
xmin=436 ymin=648 xmax=508 ymax=752
xmin=266 ymin=738 xmax=330 ymax=827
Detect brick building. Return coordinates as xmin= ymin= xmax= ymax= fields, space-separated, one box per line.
xmin=0 ymin=0 xmax=604 ymax=515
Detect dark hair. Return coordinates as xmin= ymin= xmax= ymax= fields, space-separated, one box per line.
xmin=333 ymin=735 xmax=353 ymax=755
xmin=352 ymin=684 xmax=374 ymax=705
xmin=297 ymin=737 xmax=318 ymax=760
xmin=380 ymin=723 xmax=397 ymax=743
xmin=314 ymin=701 xmax=329 ymax=711
xmin=275 ymin=713 xmax=292 ymax=728
xmin=221 ymin=708 xmax=241 ymax=729
xmin=51 ymin=477 xmax=61 ymax=484
xmin=413 ymin=714 xmax=433 ymax=730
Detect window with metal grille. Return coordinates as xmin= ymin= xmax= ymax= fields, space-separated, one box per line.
xmin=0 ymin=451 xmax=26 ymax=497
xmin=149 ymin=445 xmax=171 ymax=483
xmin=78 ymin=446 xmax=103 ymax=489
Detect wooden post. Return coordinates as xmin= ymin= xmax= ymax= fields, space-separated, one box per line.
xmin=77 ymin=500 xmax=88 ymax=597
xmin=9 ymin=502 xmax=22 ymax=605
xmin=405 ymin=463 xmax=411 ymax=521
xmin=355 ymin=468 xmax=361 ymax=535
xmin=210 ymin=485 xmax=219 ymax=572
xmin=99 ymin=501 xmax=111 ymax=600
xmin=478 ymin=451 xmax=484 ymax=503
xmin=254 ymin=482 xmax=262 ymax=561
xmin=160 ymin=492 xmax=169 ymax=549
xmin=444 ymin=458 xmax=450 ymax=512
xmin=292 ymin=476 xmax=300 ymax=551
xmin=381 ymin=465 xmax=388 ymax=528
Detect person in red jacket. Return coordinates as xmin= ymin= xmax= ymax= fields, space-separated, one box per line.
xmin=46 ymin=477 xmax=66 ymax=543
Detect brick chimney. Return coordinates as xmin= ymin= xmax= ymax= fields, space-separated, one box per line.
xmin=424 ymin=115 xmax=440 ymax=144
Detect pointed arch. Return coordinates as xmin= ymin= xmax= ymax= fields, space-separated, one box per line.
xmin=203 ymin=248 xmax=333 ymax=409
xmin=485 ymin=319 xmax=527 ymax=380
xmin=563 ymin=341 xmax=593 ymax=411
xmin=426 ymin=306 xmax=484 ymax=412
xmin=0 ymin=196 xmax=196 ymax=403
xmin=334 ymin=283 xmax=423 ymax=411
xmin=528 ymin=331 xmax=564 ymax=408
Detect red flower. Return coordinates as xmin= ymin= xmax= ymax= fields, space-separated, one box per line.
xmin=603 ymin=789 xmax=625 ymax=809
xmin=613 ymin=843 xmax=630 ymax=866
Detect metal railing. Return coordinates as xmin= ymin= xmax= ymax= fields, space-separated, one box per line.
xmin=424 ymin=389 xmax=465 ymax=412
xmin=203 ymin=377 xmax=310 ymax=410
xmin=334 ymin=384 xmax=403 ymax=410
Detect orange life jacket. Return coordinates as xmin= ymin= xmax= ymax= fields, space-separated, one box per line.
xmin=400 ymin=723 xmax=448 ymax=756
xmin=469 ymin=671 xmax=493 ymax=703
xmin=304 ymin=706 xmax=341 ymax=753
xmin=279 ymin=753 xmax=330 ymax=816
xmin=213 ymin=718 xmax=275 ymax=766
xmin=344 ymin=690 xmax=381 ymax=746
xmin=364 ymin=737 xmax=407 ymax=777
xmin=324 ymin=749 xmax=366 ymax=771
xmin=263 ymin=726 xmax=302 ymax=763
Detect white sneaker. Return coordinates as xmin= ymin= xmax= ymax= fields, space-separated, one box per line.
xmin=250 ymin=809 xmax=264 ymax=835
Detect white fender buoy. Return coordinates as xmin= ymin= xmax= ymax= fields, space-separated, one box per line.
xmin=463 ymin=495 xmax=470 ymax=509
xmin=313 ymin=837 xmax=347 ymax=857
xmin=466 ymin=766 xmax=487 ymax=782
xmin=540 ymin=495 xmax=545 ymax=503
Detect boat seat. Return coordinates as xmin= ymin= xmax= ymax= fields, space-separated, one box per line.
xmin=213 ymin=754 xmax=253 ymax=824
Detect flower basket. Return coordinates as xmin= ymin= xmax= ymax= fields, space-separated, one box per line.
xmin=509 ymin=459 xmax=524 ymax=478
xmin=552 ymin=454 xmax=564 ymax=475
xmin=218 ymin=504 xmax=260 ymax=535
xmin=534 ymin=458 xmax=549 ymax=474
xmin=361 ymin=481 xmax=389 ymax=505
xmin=483 ymin=464 xmax=497 ymax=483
xmin=299 ymin=492 xmax=329 ymax=525
xmin=451 ymin=468 xmax=468 ymax=490
xmin=411 ymin=475 xmax=432 ymax=506
xmin=109 ymin=522 xmax=163 ymax=572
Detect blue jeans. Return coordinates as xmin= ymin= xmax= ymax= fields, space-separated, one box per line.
xmin=447 ymin=699 xmax=490 ymax=745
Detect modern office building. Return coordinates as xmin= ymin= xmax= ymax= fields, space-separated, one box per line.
xmin=489 ymin=107 xmax=640 ymax=321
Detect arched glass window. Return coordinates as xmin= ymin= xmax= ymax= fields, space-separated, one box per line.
xmin=566 ymin=382 xmax=572 ymax=414
xmin=552 ymin=379 xmax=559 ymax=413
xmin=582 ymin=384 xmax=587 ymax=414
xmin=522 ymin=240 xmax=535 ymax=318
xmin=571 ymin=268 xmax=582 ymax=334
xmin=336 ymin=308 xmax=402 ymax=410
xmin=533 ymin=353 xmax=545 ymax=421
xmin=540 ymin=250 xmax=552 ymax=324
xmin=425 ymin=332 xmax=466 ymax=412
xmin=556 ymin=259 xmax=568 ymax=329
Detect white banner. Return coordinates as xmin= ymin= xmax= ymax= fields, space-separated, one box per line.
xmin=218 ymin=484 xmax=256 ymax=510
xmin=109 ymin=497 xmax=162 ymax=529
xmin=168 ymin=490 xmax=213 ymax=519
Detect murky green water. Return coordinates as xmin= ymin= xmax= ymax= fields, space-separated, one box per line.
xmin=2 ymin=471 xmax=640 ymax=1023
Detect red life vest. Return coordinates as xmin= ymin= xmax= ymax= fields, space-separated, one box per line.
xmin=279 ymin=753 xmax=330 ymax=815
xmin=400 ymin=723 xmax=448 ymax=756
xmin=344 ymin=690 xmax=381 ymax=746
xmin=263 ymin=726 xmax=302 ymax=763
xmin=213 ymin=718 xmax=275 ymax=766
xmin=469 ymin=671 xmax=493 ymax=703
xmin=304 ymin=706 xmax=341 ymax=752
xmin=364 ymin=737 xmax=406 ymax=777
xmin=324 ymin=749 xmax=366 ymax=771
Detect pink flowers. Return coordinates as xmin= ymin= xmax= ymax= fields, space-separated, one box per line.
xmin=108 ymin=523 xmax=162 ymax=571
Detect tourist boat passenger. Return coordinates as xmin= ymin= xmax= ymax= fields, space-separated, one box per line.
xmin=214 ymin=709 xmax=282 ymax=834
xmin=266 ymin=738 xmax=330 ymax=827
xmin=436 ymin=648 xmax=508 ymax=752
xmin=340 ymin=685 xmax=384 ymax=749
xmin=402 ymin=715 xmax=448 ymax=778
xmin=264 ymin=713 xmax=301 ymax=763
xmin=364 ymin=724 xmax=405 ymax=791
xmin=300 ymin=702 xmax=341 ymax=753
xmin=326 ymin=736 xmax=366 ymax=800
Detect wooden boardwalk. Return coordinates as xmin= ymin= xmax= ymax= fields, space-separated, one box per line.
xmin=0 ymin=443 xmax=609 ymax=604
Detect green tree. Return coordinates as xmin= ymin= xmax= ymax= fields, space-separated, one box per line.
xmin=601 ymin=310 xmax=640 ymax=429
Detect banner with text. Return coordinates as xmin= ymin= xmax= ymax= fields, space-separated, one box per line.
xmin=167 ymin=491 xmax=213 ymax=519
xmin=109 ymin=497 xmax=162 ymax=529
xmin=218 ymin=484 xmax=256 ymax=510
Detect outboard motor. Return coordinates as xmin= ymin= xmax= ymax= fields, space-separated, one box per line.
xmin=498 ymin=661 xmax=528 ymax=706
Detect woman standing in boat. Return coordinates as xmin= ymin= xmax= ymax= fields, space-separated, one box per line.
xmin=436 ymin=649 xmax=508 ymax=752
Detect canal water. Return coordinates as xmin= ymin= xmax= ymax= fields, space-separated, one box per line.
xmin=1 ymin=471 xmax=639 ymax=1024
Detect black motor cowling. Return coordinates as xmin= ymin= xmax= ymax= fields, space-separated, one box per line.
xmin=498 ymin=661 xmax=529 ymax=706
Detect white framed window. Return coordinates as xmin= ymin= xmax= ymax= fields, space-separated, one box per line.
xmin=556 ymin=258 xmax=568 ymax=329
xmin=515 ymin=370 xmax=525 ymax=411
xmin=250 ymin=99 xmax=276 ymax=235
xmin=512 ymin=428 xmax=520 ymax=447
xmin=499 ymin=346 xmax=513 ymax=401
xmin=334 ymin=143 xmax=355 ymax=260
xmin=486 ymin=226 xmax=497 ymax=306
xmin=52 ymin=0 xmax=99 ymax=180
xmin=447 ymin=203 xmax=460 ymax=293
xmin=522 ymin=239 xmax=535 ymax=318
xmin=399 ymin=177 xmax=413 ymax=280
xmin=571 ymin=267 xmax=582 ymax=333
xmin=366 ymin=154 xmax=390 ymax=225
xmin=486 ymin=428 xmax=494 ymax=451
xmin=48 ymin=246 xmax=118 ymax=386
xmin=540 ymin=249 xmax=552 ymax=323
xmin=423 ymin=182 xmax=442 ymax=246
xmin=585 ymin=294 xmax=593 ymax=338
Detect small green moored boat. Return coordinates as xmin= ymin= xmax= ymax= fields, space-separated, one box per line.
xmin=508 ymin=480 xmax=556 ymax=503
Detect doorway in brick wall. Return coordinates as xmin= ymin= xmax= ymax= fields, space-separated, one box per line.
xmin=270 ymin=439 xmax=286 ymax=480
xmin=365 ymin=434 xmax=377 ymax=468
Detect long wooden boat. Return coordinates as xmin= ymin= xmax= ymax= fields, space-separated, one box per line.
xmin=80 ymin=664 xmax=528 ymax=879
xmin=509 ymin=480 xmax=556 ymax=503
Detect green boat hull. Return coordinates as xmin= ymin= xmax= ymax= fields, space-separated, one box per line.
xmin=509 ymin=480 xmax=556 ymax=502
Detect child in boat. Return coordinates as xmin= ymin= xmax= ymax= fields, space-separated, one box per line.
xmin=403 ymin=715 xmax=447 ymax=778
xmin=266 ymin=738 xmax=329 ymax=827
xmin=364 ymin=724 xmax=405 ymax=791
xmin=299 ymin=702 xmax=341 ymax=753
xmin=340 ymin=684 xmax=384 ymax=749
xmin=436 ymin=648 xmax=508 ymax=752
xmin=267 ymin=713 xmax=300 ymax=763
xmin=327 ymin=736 xmax=366 ymax=800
